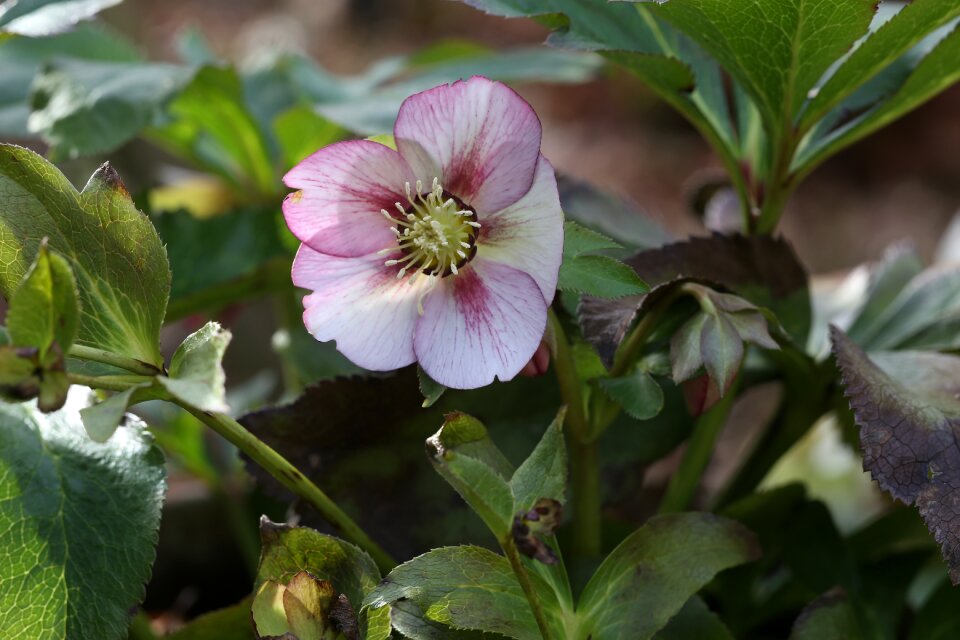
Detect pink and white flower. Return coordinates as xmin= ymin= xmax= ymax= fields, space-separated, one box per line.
xmin=283 ymin=76 xmax=564 ymax=389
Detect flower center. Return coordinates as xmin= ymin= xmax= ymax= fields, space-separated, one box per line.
xmin=380 ymin=178 xmax=480 ymax=279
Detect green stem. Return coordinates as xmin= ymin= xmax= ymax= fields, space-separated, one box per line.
xmin=180 ymin=405 xmax=396 ymax=573
xmin=548 ymin=310 xmax=600 ymax=558
xmin=503 ymin=537 xmax=555 ymax=640
xmin=68 ymin=345 xmax=163 ymax=376
xmin=66 ymin=373 xmax=153 ymax=392
xmin=658 ymin=376 xmax=739 ymax=513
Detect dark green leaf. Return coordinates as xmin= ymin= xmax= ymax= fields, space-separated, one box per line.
xmin=387 ymin=599 xmax=492 ymax=640
xmin=0 ymin=392 xmax=165 ymax=640
xmin=599 ymin=367 xmax=664 ymax=420
xmin=909 ymin=579 xmax=960 ymax=640
xmin=6 ymin=241 xmax=79 ymax=359
xmin=578 ymin=513 xmax=759 ymax=640
xmin=165 ymin=598 xmax=254 ymax=640
xmin=562 ymin=220 xmax=621 ymax=257
xmin=653 ymin=596 xmax=734 ymax=640
xmin=789 ymin=590 xmax=862 ymax=640
xmin=509 ymin=409 xmax=566 ymax=511
xmin=649 ymin=0 xmax=875 ymax=130
xmin=801 ymin=0 xmax=960 ymax=131
xmin=364 ymin=546 xmax=559 ymax=640
xmin=28 ymin=58 xmax=193 ymax=159
xmin=0 ymin=147 xmax=170 ymax=368
xmin=558 ymin=254 xmax=649 ymax=298
xmin=0 ymin=0 xmax=121 ymax=37
xmin=701 ymin=313 xmax=743 ymax=396
xmin=832 ymin=328 xmax=960 ymax=583
xmin=580 ymin=234 xmax=809 ymax=366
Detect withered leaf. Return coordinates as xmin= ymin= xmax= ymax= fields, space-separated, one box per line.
xmin=580 ymin=234 xmax=809 ymax=366
xmin=832 ymin=326 xmax=960 ymax=584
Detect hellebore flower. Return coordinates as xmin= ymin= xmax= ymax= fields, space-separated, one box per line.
xmin=283 ymin=76 xmax=563 ymax=389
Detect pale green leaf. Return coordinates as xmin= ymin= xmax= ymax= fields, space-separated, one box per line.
xmin=0 ymin=0 xmax=122 ymax=37
xmin=0 ymin=389 xmax=166 ymax=640
xmin=157 ymin=321 xmax=231 ymax=413
xmin=6 ymin=241 xmax=78 ymax=359
xmin=0 ymin=146 xmax=170 ymax=368
xmin=273 ymin=105 xmax=344 ymax=169
xmin=578 ymin=513 xmax=759 ymax=640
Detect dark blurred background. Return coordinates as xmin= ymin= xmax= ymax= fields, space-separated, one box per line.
xmin=97 ymin=0 xmax=960 ymax=273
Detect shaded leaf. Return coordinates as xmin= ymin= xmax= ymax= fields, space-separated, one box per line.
xmin=79 ymin=384 xmax=140 ymax=442
xmin=577 ymin=513 xmax=760 ymax=640
xmin=832 ymin=328 xmax=960 ymax=583
xmin=789 ymin=589 xmax=862 ymax=640
xmin=6 ymin=241 xmax=78 ymax=359
xmin=580 ymin=234 xmax=809 ymax=366
xmin=28 ymin=58 xmax=193 ymax=159
xmin=0 ymin=0 xmax=121 ymax=37
xmin=0 ymin=389 xmax=165 ymax=640
xmin=417 ymin=365 xmax=446 ymax=409
xmin=387 ymin=599 xmax=492 ymax=640
xmin=0 ymin=147 xmax=170 ymax=368
xmin=653 ymin=596 xmax=734 ymax=640
xmin=700 ymin=313 xmax=743 ymax=397
xmin=558 ymin=254 xmax=649 ymax=299
xmin=164 ymin=598 xmax=254 ymax=640
xmin=509 ymin=409 xmax=566 ymax=511
xmin=909 ymin=579 xmax=960 ymax=640
xmin=157 ymin=321 xmax=231 ymax=413
xmin=364 ymin=546 xmax=559 ymax=640
xmin=598 ymin=366 xmax=664 ymax=420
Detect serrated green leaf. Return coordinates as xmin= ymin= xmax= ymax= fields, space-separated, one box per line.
xmin=562 ymin=220 xmax=621 ymax=257
xmin=0 ymin=147 xmax=170 ymax=368
xmin=801 ymin=0 xmax=960 ymax=131
xmin=795 ymin=24 xmax=960 ymax=173
xmin=577 ymin=513 xmax=759 ymax=640
xmin=430 ymin=440 xmax=515 ymax=538
xmin=559 ymin=254 xmax=648 ymax=298
xmin=28 ymin=58 xmax=193 ymax=159
xmin=418 ymin=365 xmax=447 ymax=409
xmin=364 ymin=546 xmax=559 ymax=640
xmin=509 ymin=409 xmax=566 ymax=511
xmin=157 ymin=322 xmax=231 ymax=413
xmin=648 ymin=0 xmax=876 ymax=132
xmin=599 ymin=367 xmax=664 ymax=421
xmin=0 ymin=390 xmax=165 ymax=640
xmin=6 ymin=241 xmax=78 ymax=360
xmin=0 ymin=0 xmax=122 ymax=37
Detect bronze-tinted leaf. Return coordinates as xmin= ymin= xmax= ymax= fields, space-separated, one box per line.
xmin=832 ymin=327 xmax=960 ymax=583
xmin=580 ymin=234 xmax=808 ymax=366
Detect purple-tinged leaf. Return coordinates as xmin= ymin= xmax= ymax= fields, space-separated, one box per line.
xmin=580 ymin=234 xmax=809 ymax=366
xmin=832 ymin=327 xmax=960 ymax=583
xmin=700 ymin=314 xmax=743 ymax=397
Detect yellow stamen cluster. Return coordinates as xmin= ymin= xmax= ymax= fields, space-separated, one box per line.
xmin=380 ymin=178 xmax=480 ymax=280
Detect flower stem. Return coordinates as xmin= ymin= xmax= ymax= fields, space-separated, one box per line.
xmin=502 ymin=537 xmax=555 ymax=640
xmin=66 ymin=373 xmax=154 ymax=392
xmin=547 ymin=309 xmax=601 ymax=558
xmin=180 ymin=405 xmax=397 ymax=573
xmin=67 ymin=345 xmax=163 ymax=376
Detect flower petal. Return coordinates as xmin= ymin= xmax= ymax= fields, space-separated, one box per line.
xmin=283 ymin=140 xmax=417 ymax=257
xmin=414 ymin=258 xmax=548 ymax=389
xmin=394 ymin=76 xmax=542 ymax=214
xmin=477 ymin=155 xmax=563 ymax=302
xmin=292 ymin=244 xmax=431 ymax=371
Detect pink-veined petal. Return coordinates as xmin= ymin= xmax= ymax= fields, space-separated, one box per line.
xmin=414 ymin=258 xmax=548 ymax=389
xmin=394 ymin=76 xmax=541 ymax=214
xmin=292 ymin=244 xmax=431 ymax=371
xmin=283 ymin=140 xmax=417 ymax=257
xmin=477 ymin=155 xmax=563 ymax=302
